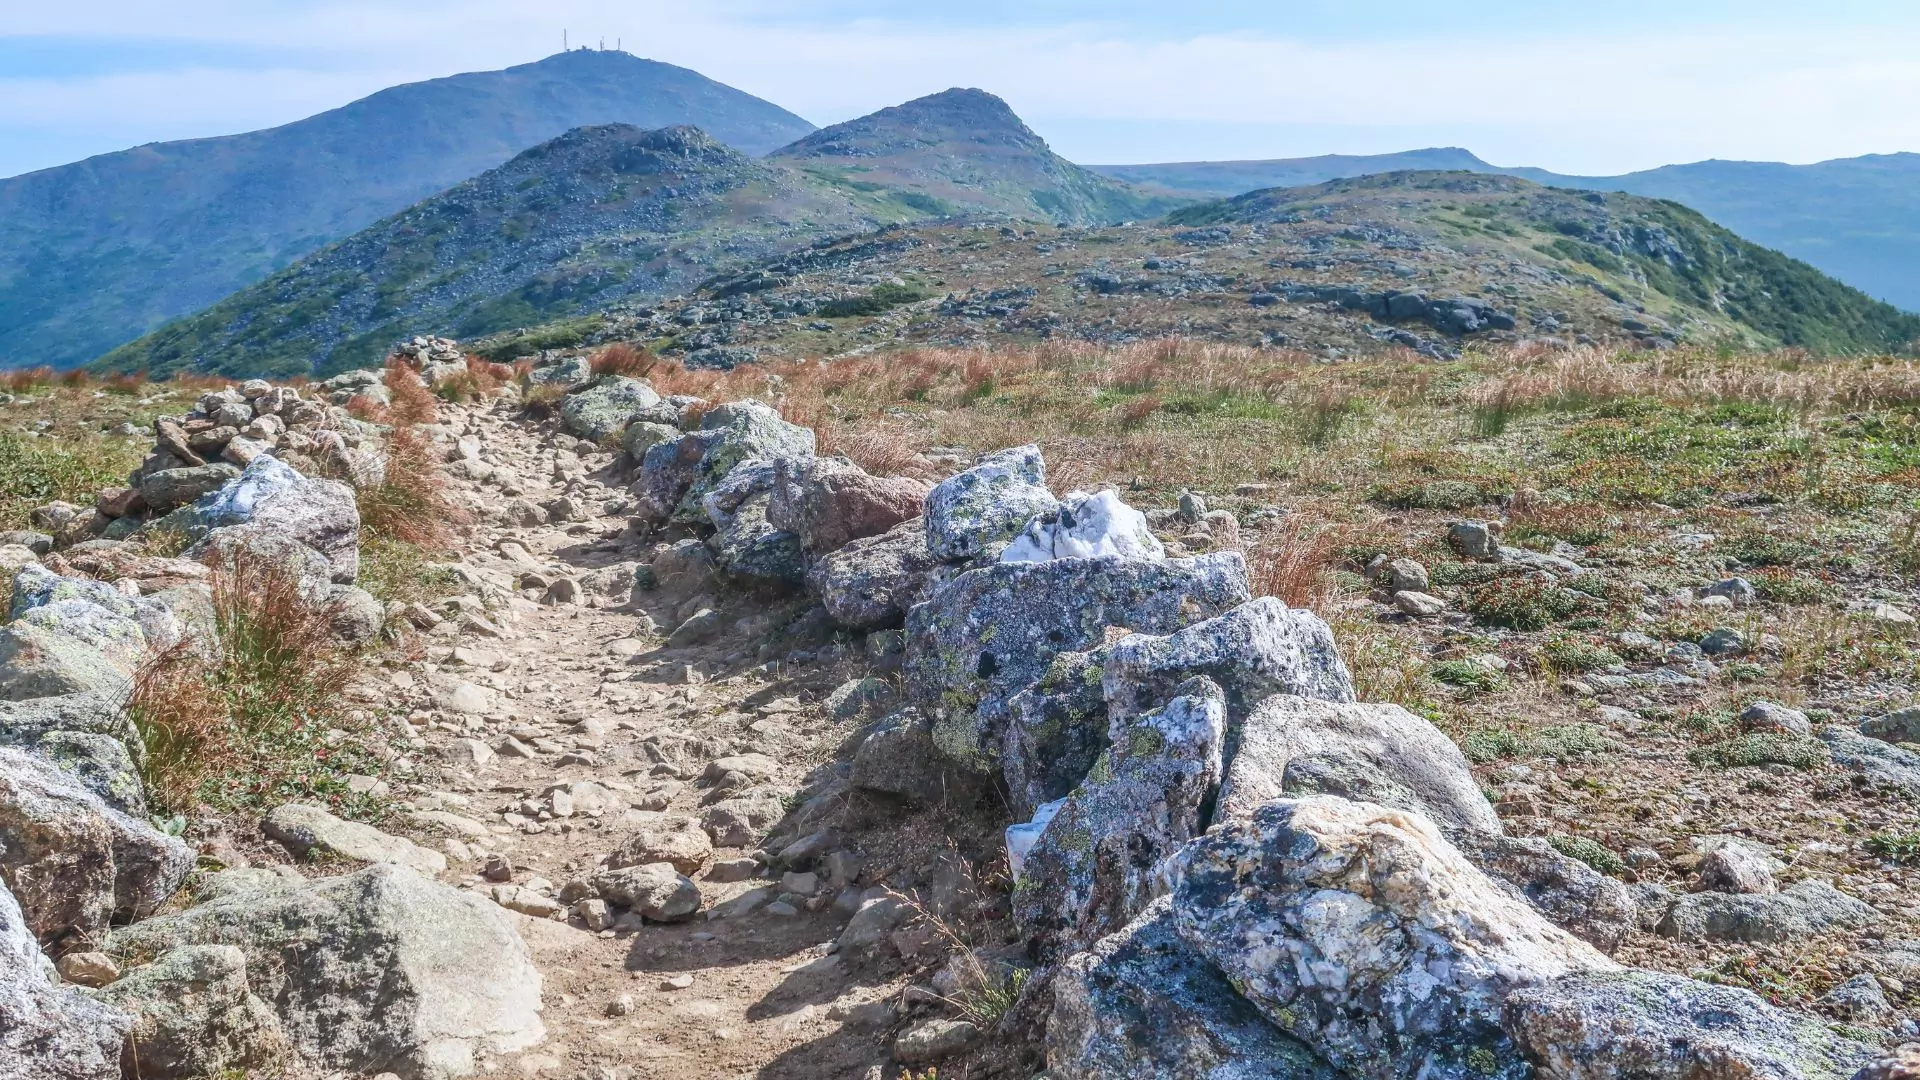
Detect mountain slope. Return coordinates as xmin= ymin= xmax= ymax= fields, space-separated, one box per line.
xmin=97 ymin=91 xmax=1179 ymax=378
xmin=0 ymin=50 xmax=816 ymax=370
xmin=770 ymin=88 xmax=1175 ymax=224
xmin=1095 ymin=149 xmax=1920 ymax=312
xmin=96 ymin=125 xmax=900 ymax=378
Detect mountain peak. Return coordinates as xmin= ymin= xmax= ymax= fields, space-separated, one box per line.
xmin=773 ymin=87 xmax=1046 ymax=159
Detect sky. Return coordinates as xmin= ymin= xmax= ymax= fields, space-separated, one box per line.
xmin=6 ymin=1 xmax=1920 ymax=179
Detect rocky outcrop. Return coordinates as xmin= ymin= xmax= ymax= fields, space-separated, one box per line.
xmin=0 ymin=746 xmax=194 ymax=948
xmin=1451 ymin=833 xmax=1639 ymax=954
xmin=1048 ymin=897 xmax=1339 ymax=1080
xmin=633 ymin=400 xmax=815 ymax=523
xmin=769 ymin=456 xmax=930 ymax=554
xmin=107 ymin=864 xmax=544 ymax=1078
xmin=559 ymin=375 xmax=677 ymax=443
xmin=263 ymin=802 xmax=448 ymax=876
xmin=1656 ymin=880 xmax=1877 ymax=943
xmin=806 ymin=517 xmax=944 ymax=630
xmin=1002 ymin=489 xmax=1165 ymax=563
xmin=190 ymin=455 xmax=362 ymax=584
xmin=92 ymin=944 xmax=287 ymax=1079
xmin=1169 ymin=797 xmax=1614 ymax=1080
xmin=904 ymin=552 xmax=1249 ymax=773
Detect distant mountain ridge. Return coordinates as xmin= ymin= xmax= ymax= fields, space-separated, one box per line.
xmin=1092 ymin=149 xmax=1920 ymax=311
xmin=0 ymin=50 xmax=817 ymax=369
xmin=97 ymin=90 xmax=1176 ymax=378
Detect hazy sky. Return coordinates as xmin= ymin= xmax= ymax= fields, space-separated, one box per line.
xmin=7 ymin=1 xmax=1920 ymax=179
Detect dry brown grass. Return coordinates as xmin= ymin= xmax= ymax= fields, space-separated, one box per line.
xmin=382 ymin=359 xmax=438 ymax=425
xmin=128 ymin=543 xmax=365 ymax=813
xmin=356 ymin=426 xmax=468 ymax=552
xmin=590 ymin=342 xmax=657 ymax=379
xmin=1247 ymin=520 xmax=1341 ymax=612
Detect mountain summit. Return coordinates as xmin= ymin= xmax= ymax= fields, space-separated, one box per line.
xmin=0 ymin=50 xmax=817 ymax=369
xmin=769 ymin=88 xmax=1170 ymax=224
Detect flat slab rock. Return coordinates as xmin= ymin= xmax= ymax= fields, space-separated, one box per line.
xmin=1656 ymin=879 xmax=1877 ymax=943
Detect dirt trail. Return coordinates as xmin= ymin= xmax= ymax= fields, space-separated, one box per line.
xmin=381 ymin=399 xmax=933 ymax=1080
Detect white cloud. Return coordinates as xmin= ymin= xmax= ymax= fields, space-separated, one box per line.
xmin=5 ymin=2 xmax=1920 ymax=175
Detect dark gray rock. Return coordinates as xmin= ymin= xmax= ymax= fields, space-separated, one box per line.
xmin=708 ymin=493 xmax=804 ymax=588
xmin=1217 ymin=695 xmax=1495 ymax=833
xmin=139 ymin=463 xmax=241 ymax=513
xmin=1657 ymin=880 xmax=1877 ymax=943
xmin=1003 ymin=648 xmax=1111 ymax=820
xmin=923 ymin=445 xmax=1058 ymax=562
xmin=1505 ymin=969 xmax=1877 ymax=1080
xmin=1015 ymin=680 xmax=1224 ymax=955
xmin=1049 ymin=897 xmax=1340 ymax=1080
xmin=849 ymin=710 xmax=954 ymax=804
xmin=1821 ymin=724 xmax=1920 ymax=794
xmin=1860 ymin=705 xmax=1920 ymax=745
xmin=903 ymin=552 xmax=1249 ymax=775
xmin=106 ymin=864 xmax=544 ymax=1078
xmin=1819 ymin=973 xmax=1891 ymax=1021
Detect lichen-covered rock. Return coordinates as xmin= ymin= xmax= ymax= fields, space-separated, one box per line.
xmin=191 ymin=456 xmax=361 ymax=584
xmin=622 ymin=419 xmax=683 ymax=462
xmin=1451 ymin=833 xmax=1638 ymax=954
xmin=93 ymin=944 xmax=287 ymax=1079
xmin=1016 ymin=679 xmax=1224 ymax=955
xmin=700 ymin=788 xmax=789 ymax=848
xmin=559 ymin=376 xmax=675 ymax=443
xmin=1217 ymin=695 xmax=1498 ymax=834
xmin=0 ymin=604 xmax=147 ymax=702
xmin=1694 ymin=840 xmax=1779 ymax=895
xmin=807 ymin=516 xmax=945 ymax=630
xmin=633 ymin=400 xmax=814 ymax=523
xmin=924 ymin=444 xmax=1059 ymax=562
xmin=327 ymin=584 xmax=386 ymax=647
xmin=0 ymin=746 xmax=194 ymax=948
xmin=769 ymin=456 xmax=930 ymax=554
xmin=1002 ymin=489 xmax=1165 ymax=563
xmin=1049 ymin=897 xmax=1340 ymax=1080
xmin=1104 ymin=598 xmax=1355 ymax=746
xmin=0 ymin=874 xmax=130 ymax=1079
xmin=1003 ymin=648 xmax=1111 ymax=819
xmin=1505 ymin=969 xmax=1877 ymax=1080
xmin=9 ymin=565 xmax=182 ymax=649
xmin=1657 ymin=880 xmax=1877 ymax=943
xmin=1852 ymin=1044 xmax=1920 ymax=1080
xmin=139 ymin=463 xmax=241 ymax=513
xmin=1819 ymin=724 xmax=1920 ymax=795
xmin=904 ymin=552 xmax=1249 ymax=773
xmin=524 ymin=355 xmax=590 ymax=388
xmin=22 ymin=730 xmax=146 ymax=818
xmin=1169 ymin=796 xmax=1615 ymax=1080
xmin=709 ymin=492 xmax=805 ymax=588
xmin=648 ymin=538 xmax=717 ymax=598
xmin=106 ymin=863 xmax=544 ymax=1078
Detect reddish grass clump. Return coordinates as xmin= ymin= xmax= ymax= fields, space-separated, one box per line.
xmin=1248 ymin=523 xmax=1339 ymax=612
xmin=382 ymin=358 xmax=438 ymax=426
xmin=590 ymin=342 xmax=657 ymax=379
xmin=127 ymin=544 xmax=364 ymax=813
xmin=357 ymin=425 xmax=469 ymax=553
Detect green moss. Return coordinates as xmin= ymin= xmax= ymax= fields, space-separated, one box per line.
xmin=1548 ymin=833 xmax=1626 ymax=876
xmin=1688 ymin=733 xmax=1829 ymax=770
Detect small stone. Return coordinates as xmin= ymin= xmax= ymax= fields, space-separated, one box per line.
xmin=1870 ymin=602 xmax=1917 ymax=626
xmin=705 ymin=857 xmax=760 ymax=883
xmin=1392 ymin=590 xmax=1447 ymax=617
xmin=1447 ymin=520 xmax=1499 ymax=559
xmin=55 ymin=950 xmax=120 ymax=987
xmin=1694 ymin=842 xmax=1777 ymax=895
xmin=781 ymin=871 xmax=819 ymax=896
xmin=762 ymin=901 xmax=798 ymax=918
xmin=578 ymin=898 xmax=612 ymax=932
xmin=484 ymin=854 xmax=515 ymax=883
xmin=1698 ymin=628 xmax=1746 ymax=657
xmin=1740 ymin=701 xmax=1812 ymax=737
xmin=660 ymin=974 xmax=694 ymax=991
xmin=893 ymin=1019 xmax=984 ymax=1064
xmin=1819 ymin=973 xmax=1890 ymax=1021
xmin=606 ymin=994 xmax=636 ymax=1017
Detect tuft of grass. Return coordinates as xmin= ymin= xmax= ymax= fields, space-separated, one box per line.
xmin=1368 ymin=479 xmax=1484 ymax=511
xmin=1464 ymin=576 xmax=1578 ymax=631
xmin=1865 ymin=830 xmax=1920 ymax=865
xmin=353 ymin=426 xmax=469 ymax=605
xmin=127 ymin=543 xmax=381 ymax=815
xmin=1530 ymin=723 xmax=1619 ymax=759
xmin=1461 ymin=726 xmax=1525 ymax=763
xmin=1428 ymin=660 xmax=1503 ymax=693
xmin=1248 ymin=524 xmax=1338 ymax=610
xmin=0 ymin=430 xmax=142 ymax=530
xmin=1549 ymin=834 xmax=1627 ymax=876
xmin=381 ymin=359 xmax=438 ymax=426
xmin=590 ymin=342 xmax=656 ymax=379
xmin=1688 ymin=733 xmax=1829 ymax=770
xmin=1539 ymin=636 xmax=1623 ymax=674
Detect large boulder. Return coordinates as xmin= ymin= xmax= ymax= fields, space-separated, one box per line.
xmin=1015 ymin=679 xmax=1225 ymax=955
xmin=106 ymin=863 xmax=544 ymax=1078
xmin=0 ymin=747 xmax=194 ymax=948
xmin=709 ymin=492 xmax=805 ymax=588
xmin=806 ymin=516 xmax=945 ymax=630
xmin=0 ymin=875 xmax=130 ymax=1079
xmin=1169 ymin=797 xmax=1615 ymax=1080
xmin=92 ymin=944 xmax=287 ymax=1079
xmin=1217 ymin=695 xmax=1498 ymax=833
xmin=924 ymin=444 xmax=1059 ymax=562
xmin=903 ymin=552 xmax=1249 ymax=774
xmin=1505 ymin=969 xmax=1877 ymax=1080
xmin=1820 ymin=724 xmax=1920 ymax=795
xmin=191 ymin=456 xmax=361 ymax=584
xmin=1002 ymin=490 xmax=1165 ymax=563
xmin=9 ymin=564 xmax=182 ymax=649
xmin=0 ymin=604 xmax=147 ymax=702
xmin=187 ymin=523 xmax=336 ymax=603
xmin=1049 ymin=897 xmax=1340 ymax=1080
xmin=1103 ymin=597 xmax=1355 ymax=746
xmin=848 ymin=710 xmax=957 ymax=804
xmin=769 ymin=456 xmax=931 ymax=554
xmin=559 ymin=376 xmax=675 ymax=443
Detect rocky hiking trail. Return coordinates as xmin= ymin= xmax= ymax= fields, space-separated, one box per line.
xmin=392 ymin=399 xmax=937 ymax=1080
